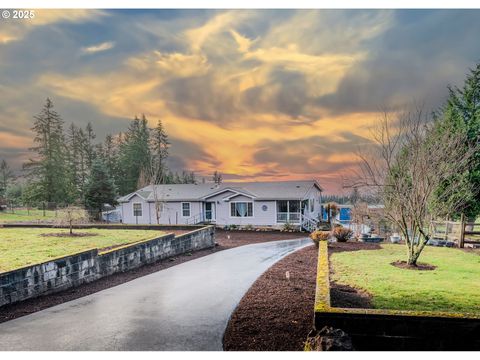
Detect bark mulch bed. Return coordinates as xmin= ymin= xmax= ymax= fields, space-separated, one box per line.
xmin=0 ymin=229 xmax=306 ymax=324
xmin=223 ymin=241 xmax=379 ymax=351
xmin=223 ymin=245 xmax=318 ymax=351
xmin=40 ymin=232 xmax=98 ymax=238
xmin=391 ymin=260 xmax=436 ymax=271
xmin=215 ymin=229 xmax=306 ymax=249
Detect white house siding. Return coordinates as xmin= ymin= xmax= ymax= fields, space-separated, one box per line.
xmin=303 ymin=185 xmax=322 ymax=219
xmin=147 ymin=201 xmax=203 ymax=225
xmin=204 ymin=193 xmax=278 ymax=227
xmin=121 ymin=195 xmax=150 ymax=224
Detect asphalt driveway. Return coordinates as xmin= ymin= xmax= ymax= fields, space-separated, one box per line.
xmin=0 ymin=238 xmax=310 ymax=350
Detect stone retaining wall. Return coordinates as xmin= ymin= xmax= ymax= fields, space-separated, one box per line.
xmin=313 ymin=241 xmax=480 ymax=350
xmin=0 ymin=226 xmax=215 ymax=307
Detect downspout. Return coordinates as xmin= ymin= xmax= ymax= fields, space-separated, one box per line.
xmin=148 ymin=201 xmax=152 ymax=224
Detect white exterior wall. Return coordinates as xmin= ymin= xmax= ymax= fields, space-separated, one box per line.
xmin=303 ymin=185 xmax=322 ymax=220
xmin=120 ymin=198 xmax=203 ymax=225
xmin=209 ymin=193 xmax=278 ymax=227
xmin=148 ymin=201 xmax=203 ymax=225
xmin=120 ymin=195 xmax=150 ymax=224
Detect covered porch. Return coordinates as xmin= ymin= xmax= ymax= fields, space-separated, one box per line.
xmin=276 ymin=200 xmax=304 ymax=224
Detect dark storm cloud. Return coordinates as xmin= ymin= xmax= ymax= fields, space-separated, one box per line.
xmin=162 ymin=67 xmax=314 ymax=125
xmin=253 ymin=133 xmax=372 ymax=174
xmin=243 ymin=68 xmax=311 ymax=118
xmin=167 ymin=137 xmax=221 ymax=173
xmin=160 ymin=74 xmax=240 ymax=125
xmin=317 ymin=10 xmax=480 ymax=114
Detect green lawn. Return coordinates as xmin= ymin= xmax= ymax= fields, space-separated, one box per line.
xmin=330 ymin=244 xmax=480 ymax=315
xmin=0 ymin=228 xmax=166 ymax=272
xmin=0 ymin=209 xmax=57 ymax=223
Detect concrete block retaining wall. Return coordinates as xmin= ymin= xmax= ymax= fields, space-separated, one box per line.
xmin=0 ymin=226 xmax=215 ymax=307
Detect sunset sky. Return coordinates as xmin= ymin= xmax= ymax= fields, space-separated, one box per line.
xmin=1 ymin=9 xmax=480 ymax=193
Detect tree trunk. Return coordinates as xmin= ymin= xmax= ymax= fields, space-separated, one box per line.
xmin=407 ymin=254 xmax=417 ymax=266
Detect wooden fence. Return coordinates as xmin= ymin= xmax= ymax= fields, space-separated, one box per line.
xmin=430 ymin=214 xmax=480 ymax=248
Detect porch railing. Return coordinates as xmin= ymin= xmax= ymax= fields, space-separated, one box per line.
xmin=277 ymin=212 xmax=301 ymax=223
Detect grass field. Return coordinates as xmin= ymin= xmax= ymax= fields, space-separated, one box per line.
xmin=0 ymin=228 xmax=166 ymax=272
xmin=0 ymin=209 xmax=57 ymax=223
xmin=330 ymin=244 xmax=480 ymax=315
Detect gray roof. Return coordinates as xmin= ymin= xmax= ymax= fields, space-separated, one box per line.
xmin=118 ymin=180 xmax=322 ymax=203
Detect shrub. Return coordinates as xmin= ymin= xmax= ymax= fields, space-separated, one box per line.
xmin=333 ymin=227 xmax=353 ymax=242
xmin=282 ymin=222 xmax=295 ymax=232
xmin=310 ymin=230 xmax=331 ymax=247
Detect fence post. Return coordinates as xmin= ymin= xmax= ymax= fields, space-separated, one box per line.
xmin=444 ymin=217 xmax=449 ymax=241
xmin=459 ymin=213 xmax=465 ymax=248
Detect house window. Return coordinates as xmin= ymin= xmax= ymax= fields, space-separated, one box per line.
xmin=277 ymin=200 xmax=301 ymax=222
xmin=133 ymin=203 xmax=142 ymax=217
xmin=182 ymin=202 xmax=191 ymax=217
xmin=231 ymin=202 xmax=253 ymax=217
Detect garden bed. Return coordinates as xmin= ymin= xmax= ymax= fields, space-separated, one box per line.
xmin=223 ymin=245 xmax=317 ymax=351
xmin=214 ymin=229 xmax=306 ymax=249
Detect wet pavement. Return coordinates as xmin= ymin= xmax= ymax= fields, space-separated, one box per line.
xmin=0 ymin=238 xmax=310 ymax=350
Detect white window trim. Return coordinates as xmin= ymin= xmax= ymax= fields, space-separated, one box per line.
xmin=229 ymin=201 xmax=254 ymax=218
xmin=181 ymin=202 xmax=191 ymax=217
xmin=276 ymin=200 xmax=301 ymax=224
xmin=133 ymin=202 xmax=143 ymax=217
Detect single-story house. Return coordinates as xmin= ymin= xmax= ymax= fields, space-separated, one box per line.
xmin=117 ymin=180 xmax=323 ymax=231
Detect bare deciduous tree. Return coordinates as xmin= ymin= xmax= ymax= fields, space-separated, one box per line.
xmin=349 ymin=107 xmax=477 ymax=265
xmin=56 ymin=206 xmax=90 ymax=235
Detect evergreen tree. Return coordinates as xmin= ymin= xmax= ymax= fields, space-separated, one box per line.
xmin=23 ymin=98 xmax=72 ymax=204
xmin=66 ymin=123 xmax=81 ymax=200
xmin=173 ymin=172 xmax=182 ymax=184
xmin=85 ymin=122 xmax=97 ymax=168
xmin=212 ymin=170 xmax=222 ymax=184
xmin=181 ymin=170 xmax=196 ymax=184
xmin=149 ymin=119 xmax=170 ymax=184
xmin=117 ymin=115 xmax=151 ymax=194
xmin=102 ymin=134 xmax=117 ymax=175
xmin=84 ymin=159 xmax=117 ymax=219
xmin=432 ymin=63 xmax=480 ymax=220
xmin=0 ymin=159 xmax=14 ymax=198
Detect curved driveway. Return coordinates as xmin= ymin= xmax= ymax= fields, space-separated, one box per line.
xmin=0 ymin=238 xmax=310 ymax=351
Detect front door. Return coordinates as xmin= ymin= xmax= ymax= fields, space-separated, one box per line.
xmin=205 ymin=202 xmax=215 ymax=222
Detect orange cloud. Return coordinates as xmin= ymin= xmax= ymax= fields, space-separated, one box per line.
xmin=0 ymin=132 xmax=32 ymax=149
